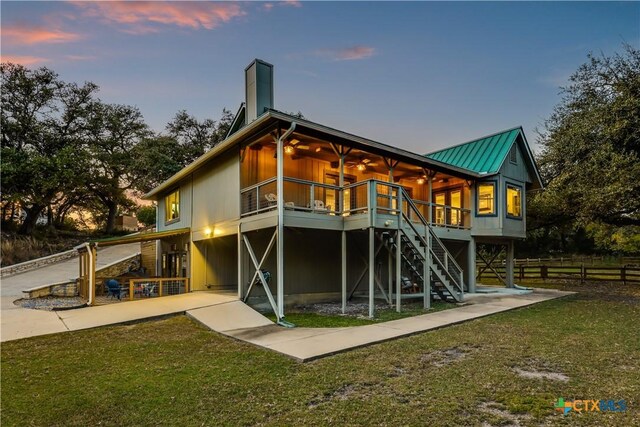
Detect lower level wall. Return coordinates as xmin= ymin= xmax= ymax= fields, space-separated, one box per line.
xmin=193 ymin=227 xmax=477 ymax=302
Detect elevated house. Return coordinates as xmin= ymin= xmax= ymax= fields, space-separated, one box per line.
xmin=81 ymin=59 xmax=543 ymax=321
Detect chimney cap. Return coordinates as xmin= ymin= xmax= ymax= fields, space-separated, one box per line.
xmin=245 ymin=58 xmax=274 ymax=72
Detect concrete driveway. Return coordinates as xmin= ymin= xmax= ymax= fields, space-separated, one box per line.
xmin=1 ymin=243 xmax=140 ymax=342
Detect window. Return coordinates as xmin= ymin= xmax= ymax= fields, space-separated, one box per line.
xmin=506 ymin=184 xmax=522 ymax=218
xmin=450 ymin=190 xmax=461 ymax=225
xmin=165 ymin=190 xmax=180 ymax=222
xmin=509 ymin=145 xmax=517 ymax=164
xmin=477 ymin=182 xmax=496 ymax=215
xmin=434 ymin=193 xmax=446 ymax=224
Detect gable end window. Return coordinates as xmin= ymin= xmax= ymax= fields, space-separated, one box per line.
xmin=506 ymin=184 xmax=522 ymax=219
xmin=509 ymin=145 xmax=517 ymax=164
xmin=165 ymin=190 xmax=180 ymax=222
xmin=476 ymin=182 xmax=496 ymax=216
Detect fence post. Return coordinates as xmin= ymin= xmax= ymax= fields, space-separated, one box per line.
xmin=580 ymin=264 xmax=585 ymax=284
xmin=129 ymin=279 xmax=134 ymax=301
xmin=541 ymin=265 xmax=548 ymax=281
xmin=519 ymin=264 xmax=524 ymax=281
xmin=622 ymin=265 xmax=626 ymax=286
xmin=159 ymin=279 xmax=163 ymax=297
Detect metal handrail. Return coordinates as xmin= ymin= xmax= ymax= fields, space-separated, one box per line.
xmin=240 ymin=177 xmax=277 ymax=194
xmin=399 ymin=186 xmax=464 ymax=296
xmin=241 ymin=177 xmax=470 ymax=229
xmin=127 ymin=277 xmax=189 ymax=301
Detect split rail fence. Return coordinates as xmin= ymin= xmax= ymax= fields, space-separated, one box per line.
xmin=477 ymin=264 xmax=640 ymax=284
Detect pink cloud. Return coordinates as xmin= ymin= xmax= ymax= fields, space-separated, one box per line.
xmin=65 ymin=54 xmax=97 ymax=61
xmin=316 ymin=46 xmax=377 ymax=61
xmin=70 ymin=1 xmax=246 ymax=32
xmin=2 ymin=24 xmax=81 ymax=45
xmin=0 ymin=55 xmax=49 ymax=66
xmin=282 ymin=0 xmax=302 ymax=7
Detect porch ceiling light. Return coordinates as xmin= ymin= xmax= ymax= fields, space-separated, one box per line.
xmin=284 ymin=144 xmax=295 ymax=155
xmin=356 ymin=162 xmax=367 ymax=171
xmin=417 ymin=177 xmax=425 ymax=185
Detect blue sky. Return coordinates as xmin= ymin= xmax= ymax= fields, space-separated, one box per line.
xmin=2 ymin=1 xmax=638 ymax=153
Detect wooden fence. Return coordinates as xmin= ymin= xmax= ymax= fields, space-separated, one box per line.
xmin=127 ymin=278 xmax=190 ymax=301
xmin=511 ymin=256 xmax=640 ymax=266
xmin=477 ymin=264 xmax=640 ymax=284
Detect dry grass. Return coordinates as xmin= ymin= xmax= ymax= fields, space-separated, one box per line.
xmin=0 ymin=233 xmax=85 ymax=266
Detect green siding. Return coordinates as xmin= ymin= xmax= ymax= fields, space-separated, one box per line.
xmin=426 ymin=128 xmax=521 ymax=175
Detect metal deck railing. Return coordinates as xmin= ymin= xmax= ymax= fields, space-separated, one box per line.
xmin=240 ymin=177 xmax=471 ymax=229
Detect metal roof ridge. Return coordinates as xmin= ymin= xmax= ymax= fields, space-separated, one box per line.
xmin=425 ymin=125 xmax=523 ymax=157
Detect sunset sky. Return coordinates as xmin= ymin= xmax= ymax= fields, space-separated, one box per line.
xmin=2 ymin=1 xmax=638 ymax=153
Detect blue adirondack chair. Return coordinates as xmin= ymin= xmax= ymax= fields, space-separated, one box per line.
xmin=105 ymin=279 xmax=126 ymax=300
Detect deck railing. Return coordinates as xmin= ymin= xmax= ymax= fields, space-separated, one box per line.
xmin=240 ymin=177 xmax=471 ymax=229
xmin=126 ymin=278 xmax=189 ymax=301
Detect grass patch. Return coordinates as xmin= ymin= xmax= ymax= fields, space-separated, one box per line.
xmin=265 ymin=301 xmax=452 ymax=327
xmin=2 ymin=282 xmax=639 ymax=426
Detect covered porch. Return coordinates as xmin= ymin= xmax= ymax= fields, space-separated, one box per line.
xmin=239 ymin=129 xmax=472 ymax=229
xmin=77 ymin=228 xmax=191 ymax=306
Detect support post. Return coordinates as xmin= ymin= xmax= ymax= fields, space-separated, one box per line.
xmin=387 ymin=244 xmax=393 ymax=307
xmin=339 ymin=153 xmax=345 ymax=213
xmin=237 ymin=225 xmax=242 ymax=299
xmin=395 ymin=230 xmax=402 ymax=312
xmin=467 ymin=237 xmax=476 ymax=293
xmin=369 ymin=227 xmax=375 ymax=318
xmin=427 ymin=176 xmax=433 ymax=224
xmin=341 ymin=230 xmax=347 ymax=314
xmin=275 ymin=124 xmax=294 ymax=318
xmin=506 ymin=241 xmax=515 ymax=288
xmin=89 ymin=244 xmax=97 ymax=306
xmin=424 ymin=233 xmax=430 ymax=309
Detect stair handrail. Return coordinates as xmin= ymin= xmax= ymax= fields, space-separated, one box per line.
xmin=399 ymin=187 xmax=464 ymax=296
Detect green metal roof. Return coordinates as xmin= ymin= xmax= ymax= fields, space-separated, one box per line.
xmin=426 ymin=127 xmax=521 ymax=175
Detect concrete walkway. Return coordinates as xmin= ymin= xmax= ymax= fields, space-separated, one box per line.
xmin=194 ymin=288 xmax=572 ymax=362
xmin=1 ymin=292 xmax=242 ymax=342
xmin=2 ymin=277 xmax=571 ymax=363
xmin=1 ymin=243 xmax=145 ymax=342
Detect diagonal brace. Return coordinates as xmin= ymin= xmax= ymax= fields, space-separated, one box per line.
xmin=242 ymin=231 xmax=281 ymax=321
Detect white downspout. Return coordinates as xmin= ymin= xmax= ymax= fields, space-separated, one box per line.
xmin=276 ymin=122 xmax=296 ymax=320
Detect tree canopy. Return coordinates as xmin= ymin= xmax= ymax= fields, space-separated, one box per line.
xmin=1 ymin=62 xmax=235 ymax=234
xmin=525 ymin=44 xmax=640 ymax=254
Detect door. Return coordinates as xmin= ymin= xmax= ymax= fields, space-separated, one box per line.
xmin=163 ymin=252 xmax=185 ymax=278
xmin=434 ymin=193 xmax=446 ymax=224
xmin=325 ymin=173 xmax=356 ymax=213
xmin=450 ymin=189 xmax=462 ymax=226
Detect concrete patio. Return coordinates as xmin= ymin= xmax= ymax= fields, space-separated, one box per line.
xmin=189 ymin=287 xmax=573 ymax=362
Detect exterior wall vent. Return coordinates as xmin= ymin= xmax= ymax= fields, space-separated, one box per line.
xmin=245 ymin=59 xmax=274 ymax=124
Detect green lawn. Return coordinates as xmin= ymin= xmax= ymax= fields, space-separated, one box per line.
xmin=2 ymin=282 xmax=639 ymax=426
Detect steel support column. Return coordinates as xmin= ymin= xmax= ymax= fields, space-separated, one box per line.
xmin=467 ymin=237 xmax=476 ymax=293
xmin=237 ymin=225 xmax=243 ymax=299
xmin=424 ymin=233 xmax=430 ymax=309
xmin=341 ymin=230 xmax=347 ymax=314
xmin=506 ymin=240 xmax=515 ymax=288
xmin=369 ymin=227 xmax=375 ymax=318
xmin=395 ymin=229 xmax=401 ymax=312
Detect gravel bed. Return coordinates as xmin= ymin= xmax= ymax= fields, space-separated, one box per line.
xmin=293 ymin=302 xmax=392 ymax=317
xmin=15 ymin=296 xmax=86 ymax=311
